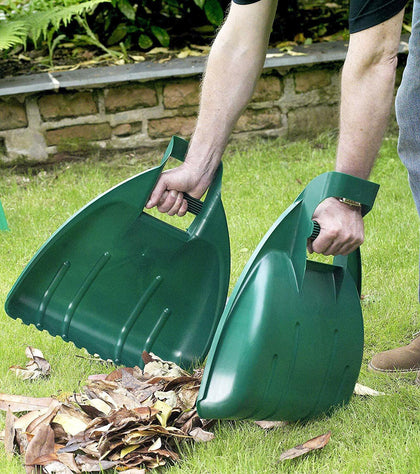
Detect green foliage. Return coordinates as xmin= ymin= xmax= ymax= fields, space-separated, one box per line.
xmin=0 ymin=0 xmax=111 ymax=51
xmin=0 ymin=0 xmax=226 ymax=54
xmin=0 ymin=0 xmax=412 ymax=69
xmin=0 ymin=20 xmax=26 ymax=50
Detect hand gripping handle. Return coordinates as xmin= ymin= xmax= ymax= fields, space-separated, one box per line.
xmin=297 ymin=171 xmax=379 ymax=223
xmin=157 ymin=135 xmax=223 ymax=219
xmin=292 ymin=172 xmax=379 ymax=294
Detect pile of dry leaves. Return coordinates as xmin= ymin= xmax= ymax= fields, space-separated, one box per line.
xmin=0 ymin=351 xmax=214 ymax=473
xmin=1 ymin=347 xmax=389 ymax=472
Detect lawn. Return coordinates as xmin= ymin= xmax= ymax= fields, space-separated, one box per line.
xmin=0 ymin=133 xmax=419 ymax=473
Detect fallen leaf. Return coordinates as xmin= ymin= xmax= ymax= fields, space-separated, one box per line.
xmin=176 ymin=47 xmax=203 ymax=58
xmin=53 ymin=412 xmax=89 ymax=436
xmin=154 ymin=390 xmax=178 ymax=408
xmin=44 ymin=461 xmax=74 ymax=474
xmin=74 ymin=454 xmax=118 ymax=472
xmin=148 ymin=437 xmax=162 ymax=451
xmin=143 ymin=353 xmax=188 ymax=378
xmin=279 ymin=431 xmax=331 ymax=461
xmin=14 ymin=410 xmax=48 ymax=431
xmin=148 ymin=47 xmax=172 ymax=54
xmin=0 ymin=351 xmax=213 ymax=472
xmin=189 ymin=427 xmax=215 ymax=443
xmin=10 ymin=346 xmax=51 ymax=380
xmin=25 ymin=424 xmax=55 ymax=469
xmin=87 ymin=374 xmax=108 ymax=382
xmin=118 ymin=469 xmax=146 ymax=474
xmin=120 ymin=444 xmax=141 ymax=458
xmin=177 ymin=410 xmax=201 ymax=434
xmin=84 ymin=397 xmax=112 ymax=415
xmin=106 ymin=367 xmax=136 ymax=381
xmin=255 ymin=420 xmax=288 ymax=430
xmin=415 ymin=372 xmax=420 ymax=385
xmin=26 ymin=399 xmax=61 ymax=435
xmin=154 ymin=400 xmax=172 ymax=427
xmin=57 ymin=452 xmax=80 ymax=472
xmin=353 ymin=383 xmax=385 ymax=396
xmin=4 ymin=407 xmax=17 ymax=459
xmin=129 ymin=55 xmax=146 ymax=62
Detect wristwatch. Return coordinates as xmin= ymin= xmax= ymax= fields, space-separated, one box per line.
xmin=336 ymin=197 xmax=362 ymax=208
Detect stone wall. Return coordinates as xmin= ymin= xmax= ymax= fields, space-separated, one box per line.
xmin=0 ymin=40 xmax=406 ymax=165
xmin=0 ymin=65 xmax=341 ymax=164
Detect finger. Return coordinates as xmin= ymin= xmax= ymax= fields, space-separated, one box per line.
xmin=177 ymin=198 xmax=189 ymax=217
xmin=307 ymin=239 xmax=314 ymax=254
xmin=146 ymin=179 xmax=168 ymax=209
xmin=157 ymin=190 xmax=179 ymax=213
xmin=313 ymin=234 xmax=363 ymax=256
xmin=167 ymin=192 xmax=185 ymax=216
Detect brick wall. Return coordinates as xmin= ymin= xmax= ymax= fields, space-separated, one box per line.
xmin=0 ymin=63 xmax=345 ymax=165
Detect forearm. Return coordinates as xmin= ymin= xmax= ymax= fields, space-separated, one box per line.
xmin=336 ymin=11 xmax=404 ymax=179
xmin=186 ymin=1 xmax=278 ymax=178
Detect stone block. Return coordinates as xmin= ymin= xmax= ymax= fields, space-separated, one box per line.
xmin=163 ymin=80 xmax=200 ymax=109
xmin=287 ymin=105 xmax=338 ymax=139
xmin=295 ymin=69 xmax=331 ymax=93
xmin=0 ymin=98 xmax=27 ymax=130
xmin=105 ymin=84 xmax=158 ymax=113
xmin=252 ymin=76 xmax=282 ymax=102
xmin=148 ymin=115 xmax=196 ymax=139
xmin=235 ymin=108 xmax=281 ymax=132
xmin=45 ymin=123 xmax=112 ymax=146
xmin=113 ymin=122 xmax=143 ymax=137
xmin=5 ymin=128 xmax=48 ymax=161
xmin=39 ymin=92 xmax=97 ymax=120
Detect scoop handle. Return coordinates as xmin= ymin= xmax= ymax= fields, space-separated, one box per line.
xmin=164 ymin=136 xmax=223 ymax=218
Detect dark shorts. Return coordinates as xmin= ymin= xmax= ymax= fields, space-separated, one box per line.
xmin=232 ymin=0 xmax=409 ymax=33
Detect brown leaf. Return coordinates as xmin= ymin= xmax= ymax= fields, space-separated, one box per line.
xmin=74 ymin=454 xmax=118 ymax=472
xmin=25 ymin=424 xmax=55 ymax=469
xmin=178 ymin=411 xmax=201 ymax=434
xmin=142 ymin=351 xmax=154 ymax=365
xmin=174 ymin=408 xmax=196 ymax=427
xmin=87 ymin=374 xmax=108 ymax=382
xmin=10 ymin=346 xmax=51 ymax=380
xmin=255 ymin=420 xmax=288 ymax=430
xmin=4 ymin=407 xmax=17 ymax=459
xmin=176 ymin=385 xmax=199 ymax=411
xmin=53 ymin=405 xmax=90 ymax=436
xmin=0 ymin=393 xmax=54 ymax=412
xmin=14 ymin=410 xmax=46 ymax=431
xmin=26 ymin=399 xmax=61 ymax=435
xmin=106 ymin=367 xmax=135 ymax=381
xmin=279 ymin=431 xmax=331 ymax=461
xmin=29 ymin=452 xmax=59 ymax=466
xmin=189 ymin=427 xmax=215 ymax=443
xmin=121 ymin=370 xmax=149 ymax=390
xmin=43 ymin=461 xmax=74 ymax=474
xmin=119 ymin=469 xmax=146 ymax=474
xmin=26 ymin=346 xmax=51 ymax=375
xmin=57 ymin=452 xmax=81 ymax=473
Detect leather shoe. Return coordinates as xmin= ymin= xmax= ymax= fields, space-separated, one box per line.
xmin=369 ymin=334 xmax=420 ymax=373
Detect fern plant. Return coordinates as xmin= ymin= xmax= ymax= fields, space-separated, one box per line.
xmin=0 ymin=20 xmax=27 ymax=50
xmin=0 ymin=0 xmax=111 ymax=51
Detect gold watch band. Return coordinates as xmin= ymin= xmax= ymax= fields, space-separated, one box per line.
xmin=336 ymin=197 xmax=362 ymax=208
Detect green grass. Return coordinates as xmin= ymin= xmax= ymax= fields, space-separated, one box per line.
xmin=1 ymin=134 xmax=420 ymax=473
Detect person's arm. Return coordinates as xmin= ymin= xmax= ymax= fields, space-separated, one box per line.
xmin=309 ymin=10 xmax=405 ymax=255
xmin=146 ymin=0 xmax=278 ymax=216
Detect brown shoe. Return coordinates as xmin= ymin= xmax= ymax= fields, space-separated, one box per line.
xmin=368 ymin=334 xmax=420 ymax=373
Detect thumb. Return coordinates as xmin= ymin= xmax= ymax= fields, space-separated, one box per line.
xmin=145 ymin=176 xmax=168 ymax=209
